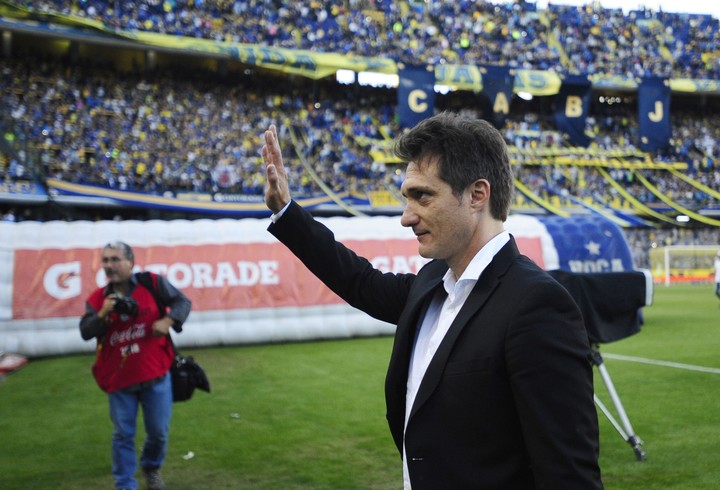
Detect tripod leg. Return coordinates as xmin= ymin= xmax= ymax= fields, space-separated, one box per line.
xmin=593 ymin=394 xmax=628 ymax=440
xmin=591 ymin=348 xmax=646 ymax=461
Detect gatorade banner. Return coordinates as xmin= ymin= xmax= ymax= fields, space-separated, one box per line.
xmin=398 ymin=64 xmax=435 ymax=128
xmin=638 ymin=77 xmax=671 ymax=152
xmin=553 ymin=74 xmax=592 ymax=147
xmin=480 ymin=65 xmax=514 ymax=129
xmin=0 ymin=213 xmax=634 ymax=356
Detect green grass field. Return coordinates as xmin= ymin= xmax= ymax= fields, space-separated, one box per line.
xmin=1 ymin=283 xmax=718 ymax=489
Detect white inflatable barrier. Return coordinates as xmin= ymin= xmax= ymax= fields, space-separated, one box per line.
xmin=0 ymin=213 xmax=633 ymax=357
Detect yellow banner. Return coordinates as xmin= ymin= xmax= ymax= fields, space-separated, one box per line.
xmin=356 ymin=136 xmax=402 ymax=164
xmin=369 ymin=150 xmax=402 ymax=164
xmin=129 ymin=32 xmax=396 ymax=79
xmin=3 ymin=1 xmax=720 ymax=94
xmin=368 ymin=190 xmax=403 ymax=208
xmin=507 ymin=148 xmax=687 ymax=169
xmin=634 ymin=172 xmax=720 ymax=226
xmin=513 ymin=70 xmax=562 ymax=96
xmin=589 ymin=74 xmax=638 ymax=90
xmin=669 ymin=78 xmax=720 ymax=94
xmin=434 ymin=64 xmax=483 ymax=91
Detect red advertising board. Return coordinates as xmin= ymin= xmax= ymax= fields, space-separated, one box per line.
xmin=12 ymin=237 xmax=544 ymax=320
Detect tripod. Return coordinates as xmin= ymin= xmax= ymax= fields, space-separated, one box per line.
xmin=591 ymin=344 xmax=646 ymax=461
xmin=548 ymin=268 xmax=653 ymax=461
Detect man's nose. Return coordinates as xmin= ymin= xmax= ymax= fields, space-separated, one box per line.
xmin=400 ymin=205 xmax=418 ymax=228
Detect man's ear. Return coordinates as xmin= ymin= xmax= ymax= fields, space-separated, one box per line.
xmin=469 ymin=179 xmax=491 ymax=209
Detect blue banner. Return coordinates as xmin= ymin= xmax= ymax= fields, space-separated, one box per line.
xmin=45 ymin=178 xmax=338 ymax=217
xmin=0 ymin=180 xmax=48 ymax=203
xmin=480 ymin=65 xmax=514 ymax=129
xmin=397 ymin=64 xmax=435 ymax=128
xmin=638 ymin=77 xmax=671 ymax=152
xmin=553 ymin=74 xmax=592 ymax=147
xmin=538 ymin=214 xmax=634 ymax=273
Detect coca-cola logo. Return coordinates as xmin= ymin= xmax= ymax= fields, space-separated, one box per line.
xmin=109 ymin=323 xmax=147 ymax=346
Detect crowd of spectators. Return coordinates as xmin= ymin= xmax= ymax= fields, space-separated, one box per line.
xmin=15 ymin=0 xmax=720 ymax=79
xmin=2 ymin=53 xmax=719 ymax=211
xmin=624 ymin=226 xmax=720 ymax=269
xmin=2 ymin=2 xmax=720 ymax=270
xmin=0 ymin=54 xmax=402 ymax=198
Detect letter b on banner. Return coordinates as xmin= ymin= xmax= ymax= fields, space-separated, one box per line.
xmin=553 ymin=74 xmax=592 ymax=146
xmin=565 ymin=95 xmax=584 ymax=117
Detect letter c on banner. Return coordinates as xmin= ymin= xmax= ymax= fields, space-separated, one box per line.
xmin=44 ymin=261 xmax=81 ymax=299
xmin=408 ymin=89 xmax=428 ymax=113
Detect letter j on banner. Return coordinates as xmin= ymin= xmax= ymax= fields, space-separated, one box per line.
xmin=638 ymin=77 xmax=671 ymax=152
xmin=398 ymin=64 xmax=435 ymax=128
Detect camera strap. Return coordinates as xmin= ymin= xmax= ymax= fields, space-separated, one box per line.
xmin=136 ymin=271 xmax=178 ymax=356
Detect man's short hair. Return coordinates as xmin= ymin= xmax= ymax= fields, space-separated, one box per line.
xmin=104 ymin=241 xmax=135 ymax=262
xmin=393 ymin=111 xmax=514 ymax=221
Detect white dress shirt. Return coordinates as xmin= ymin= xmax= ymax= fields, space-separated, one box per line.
xmin=402 ymin=231 xmax=510 ymax=489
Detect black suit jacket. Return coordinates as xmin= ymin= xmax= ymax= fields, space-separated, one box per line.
xmin=269 ymin=201 xmax=602 ymax=489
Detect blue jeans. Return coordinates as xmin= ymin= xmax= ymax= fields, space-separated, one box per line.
xmin=108 ymin=373 xmax=173 ymax=490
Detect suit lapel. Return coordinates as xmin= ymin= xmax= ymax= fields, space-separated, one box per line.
xmin=385 ymin=261 xmax=445 ymax=447
xmin=408 ymin=238 xmax=520 ymax=421
xmin=387 ymin=266 xmax=445 ymax=388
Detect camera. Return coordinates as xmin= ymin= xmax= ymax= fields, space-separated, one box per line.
xmin=113 ymin=296 xmax=139 ymax=317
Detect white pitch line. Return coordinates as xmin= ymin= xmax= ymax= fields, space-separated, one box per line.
xmin=603 ymin=353 xmax=720 ymax=375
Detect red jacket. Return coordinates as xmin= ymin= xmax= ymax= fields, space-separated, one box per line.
xmin=88 ymin=281 xmax=174 ymax=393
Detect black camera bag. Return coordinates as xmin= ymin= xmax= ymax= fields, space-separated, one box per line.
xmin=137 ymin=272 xmax=210 ymax=402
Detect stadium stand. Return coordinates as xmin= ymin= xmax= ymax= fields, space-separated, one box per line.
xmin=1 ymin=0 xmax=719 ymax=270
xmin=12 ymin=0 xmax=720 ymax=77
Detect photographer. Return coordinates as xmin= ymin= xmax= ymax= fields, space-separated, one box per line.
xmin=80 ymin=241 xmax=191 ymax=490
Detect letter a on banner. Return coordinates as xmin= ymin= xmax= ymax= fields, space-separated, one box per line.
xmin=638 ymin=77 xmax=671 ymax=152
xmin=398 ymin=64 xmax=435 ymax=128
xmin=480 ymin=65 xmax=514 ymax=129
xmin=553 ymin=74 xmax=592 ymax=147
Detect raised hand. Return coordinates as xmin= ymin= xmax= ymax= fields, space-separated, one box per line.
xmin=262 ymin=124 xmax=291 ymax=214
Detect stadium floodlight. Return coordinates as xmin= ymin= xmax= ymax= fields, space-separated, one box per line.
xmin=357 ymin=71 xmax=398 ymax=88
xmin=517 ymin=91 xmax=533 ymax=101
xmin=336 ymin=72 xmax=458 ymax=95
xmin=336 ymin=69 xmax=356 ymax=85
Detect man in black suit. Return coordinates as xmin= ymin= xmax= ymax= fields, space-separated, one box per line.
xmin=262 ymin=112 xmax=603 ymax=489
